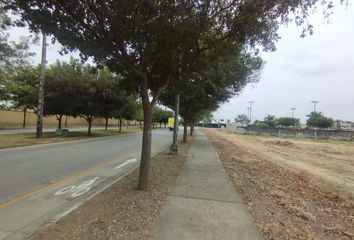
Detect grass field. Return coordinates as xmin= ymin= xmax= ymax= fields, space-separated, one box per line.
xmin=0 ymin=128 xmax=141 ymax=149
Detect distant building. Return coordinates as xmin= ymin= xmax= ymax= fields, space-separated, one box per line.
xmin=336 ymin=120 xmax=354 ymax=130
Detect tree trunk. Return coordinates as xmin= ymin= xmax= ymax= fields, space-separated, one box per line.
xmin=22 ymin=108 xmax=27 ymax=128
xmin=105 ymin=117 xmax=108 ymax=131
xmin=119 ymin=117 xmax=122 ymax=133
xmin=138 ymin=78 xmax=153 ymax=191
xmin=87 ymin=118 xmax=92 ymax=136
xmin=183 ymin=120 xmax=187 ymax=143
xmin=190 ymin=122 xmax=195 ymax=136
xmin=64 ymin=115 xmax=68 ymax=127
xmin=57 ymin=115 xmax=62 ymax=129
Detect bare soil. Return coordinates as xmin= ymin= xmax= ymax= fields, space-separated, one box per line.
xmin=31 ymin=140 xmax=192 ymax=240
xmin=204 ymin=128 xmax=354 ymax=240
xmin=212 ymin=130 xmax=354 ymax=200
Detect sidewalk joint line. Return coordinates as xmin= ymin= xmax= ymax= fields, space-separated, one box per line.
xmin=169 ymin=194 xmax=245 ymax=204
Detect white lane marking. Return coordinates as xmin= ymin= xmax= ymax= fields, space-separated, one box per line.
xmin=54 ymin=177 xmax=100 ymax=198
xmin=114 ymin=158 xmax=137 ymax=170
xmin=54 ymin=186 xmax=76 ymax=195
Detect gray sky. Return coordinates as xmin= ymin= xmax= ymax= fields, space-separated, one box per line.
xmin=8 ymin=4 xmax=354 ymax=123
xmin=216 ymin=5 xmax=354 ymax=123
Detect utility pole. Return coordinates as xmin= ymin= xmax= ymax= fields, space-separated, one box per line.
xmin=36 ymin=33 xmax=47 ymax=138
xmin=171 ymin=94 xmax=180 ymax=152
xmin=291 ymin=108 xmax=296 ymax=118
xmin=247 ymin=107 xmax=251 ymax=125
xmin=248 ymin=101 xmax=254 ymax=124
xmin=291 ymin=107 xmax=296 ymax=128
xmin=311 ymin=100 xmax=319 ymax=113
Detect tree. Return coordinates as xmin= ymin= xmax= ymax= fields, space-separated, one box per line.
xmin=263 ymin=115 xmax=277 ymax=128
xmin=0 ymin=4 xmax=33 ymax=71
xmin=306 ymin=112 xmax=334 ymax=129
xmin=277 ymin=117 xmax=300 ymax=128
xmin=235 ymin=114 xmax=250 ymax=127
xmin=253 ymin=120 xmax=268 ymax=129
xmin=73 ymin=66 xmax=114 ymax=135
xmin=7 ymin=0 xmax=338 ymax=190
xmin=95 ymin=67 xmax=129 ymax=132
xmin=112 ymin=94 xmax=139 ymax=133
xmin=160 ymin=44 xmax=263 ymax=142
xmin=0 ymin=3 xmax=34 ymax=102
xmin=44 ymin=60 xmax=81 ymax=129
xmin=133 ymin=105 xmax=144 ymax=129
xmin=153 ymin=107 xmax=173 ymax=129
xmin=7 ymin=66 xmax=38 ymax=128
xmin=202 ymin=113 xmax=214 ymax=125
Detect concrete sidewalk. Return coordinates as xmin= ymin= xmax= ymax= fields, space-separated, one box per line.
xmin=151 ymin=131 xmax=262 ymax=240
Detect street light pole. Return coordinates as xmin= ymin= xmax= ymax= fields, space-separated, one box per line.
xmin=248 ymin=101 xmax=254 ymax=124
xmin=291 ymin=108 xmax=296 ymax=118
xmin=311 ymin=100 xmax=319 ymax=112
xmin=291 ymin=107 xmax=296 ymax=128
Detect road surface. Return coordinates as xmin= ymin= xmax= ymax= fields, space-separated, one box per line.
xmin=0 ymin=130 xmax=171 ymax=202
xmin=0 ymin=129 xmax=176 ymax=240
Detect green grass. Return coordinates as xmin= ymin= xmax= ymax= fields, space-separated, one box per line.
xmin=0 ymin=128 xmax=141 ymax=149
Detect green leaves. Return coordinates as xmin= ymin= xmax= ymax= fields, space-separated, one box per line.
xmin=6 ymin=65 xmax=39 ymax=110
xmin=306 ymin=112 xmax=334 ymax=129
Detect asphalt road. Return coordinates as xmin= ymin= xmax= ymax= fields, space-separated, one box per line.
xmin=0 ymin=130 xmax=172 ymax=203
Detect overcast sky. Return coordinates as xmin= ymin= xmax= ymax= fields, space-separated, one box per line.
xmin=9 ymin=4 xmax=354 ymax=123
xmin=215 ymin=4 xmax=354 ymax=123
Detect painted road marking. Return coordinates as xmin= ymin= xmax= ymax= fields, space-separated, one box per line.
xmin=0 ymin=155 xmax=130 ymax=209
xmin=114 ymin=158 xmax=137 ymax=170
xmin=54 ymin=177 xmax=99 ymax=198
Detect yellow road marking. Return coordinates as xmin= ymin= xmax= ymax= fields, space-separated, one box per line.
xmin=0 ymin=155 xmax=132 ymax=209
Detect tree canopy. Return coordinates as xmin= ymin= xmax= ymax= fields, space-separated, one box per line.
xmin=4 ymin=0 xmax=340 ymax=190
xmin=277 ymin=117 xmax=300 ymax=128
xmin=0 ymin=3 xmax=34 ymax=101
xmin=306 ymin=112 xmax=334 ymax=129
xmin=235 ymin=114 xmax=250 ymax=126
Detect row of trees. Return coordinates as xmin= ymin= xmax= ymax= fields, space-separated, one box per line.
xmin=1 ymin=59 xmax=175 ymax=135
xmin=3 ymin=0 xmax=339 ymax=190
xmin=236 ymin=112 xmax=334 ymax=129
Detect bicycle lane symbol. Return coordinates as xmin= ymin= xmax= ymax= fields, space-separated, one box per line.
xmin=54 ymin=177 xmax=100 ymax=198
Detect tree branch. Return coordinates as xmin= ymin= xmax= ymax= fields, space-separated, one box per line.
xmin=151 ymin=76 xmax=171 ymax=108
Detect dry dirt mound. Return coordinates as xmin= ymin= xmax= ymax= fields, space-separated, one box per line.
xmin=265 ymin=140 xmax=296 ymax=147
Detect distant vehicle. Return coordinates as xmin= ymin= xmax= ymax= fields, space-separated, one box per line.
xmin=168 ymin=117 xmax=174 ymax=131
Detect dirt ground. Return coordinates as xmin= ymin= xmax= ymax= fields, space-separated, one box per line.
xmin=31 ymin=140 xmax=192 ymax=240
xmin=214 ymin=129 xmax=354 ymax=200
xmin=204 ymin=128 xmax=354 ymax=240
